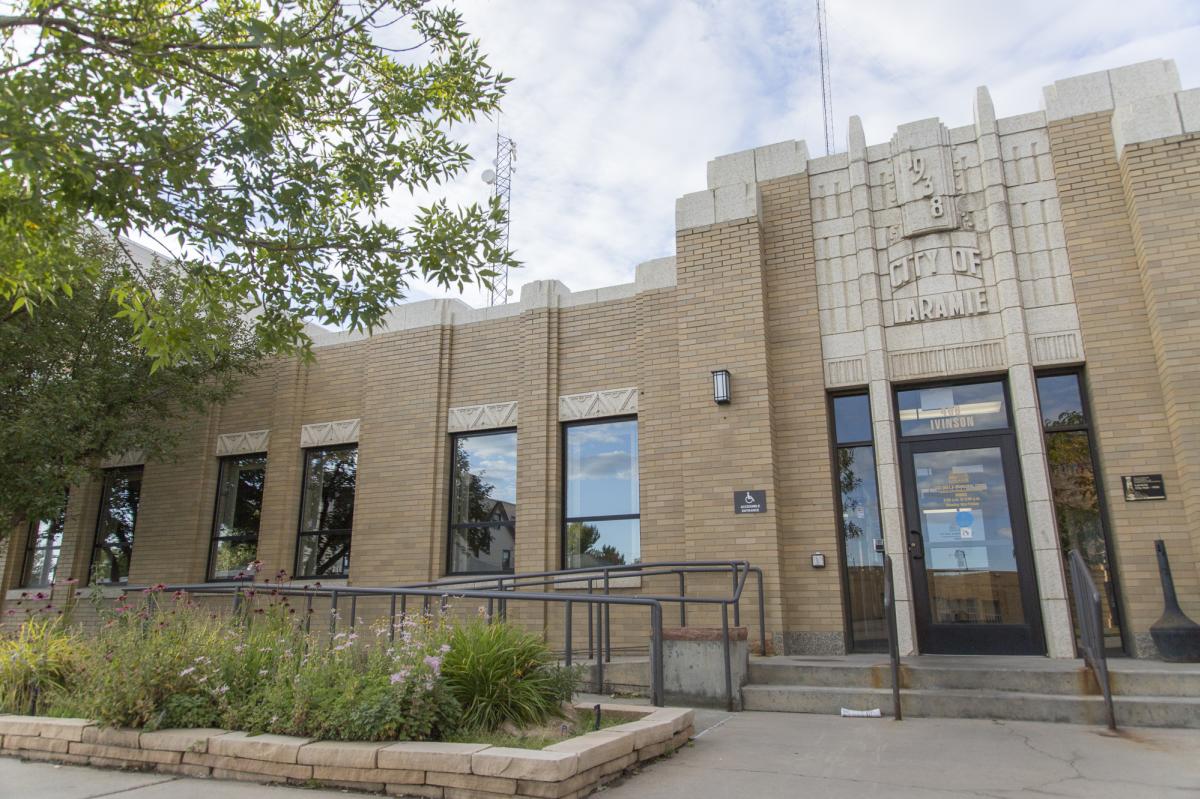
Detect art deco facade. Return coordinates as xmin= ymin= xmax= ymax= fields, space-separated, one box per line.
xmin=5 ymin=59 xmax=1200 ymax=660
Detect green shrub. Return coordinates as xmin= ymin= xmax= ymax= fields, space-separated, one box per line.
xmin=440 ymin=618 xmax=578 ymax=731
xmin=15 ymin=588 xmax=575 ymax=743
xmin=0 ymin=616 xmax=80 ymax=714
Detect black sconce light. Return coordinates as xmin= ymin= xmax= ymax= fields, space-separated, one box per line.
xmin=712 ymin=369 xmax=731 ymax=405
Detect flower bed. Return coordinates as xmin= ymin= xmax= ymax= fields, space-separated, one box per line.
xmin=0 ymin=702 xmax=695 ymax=798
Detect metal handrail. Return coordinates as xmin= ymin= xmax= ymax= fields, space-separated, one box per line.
xmin=1068 ymin=549 xmax=1116 ymax=730
xmin=404 ymin=559 xmax=768 ymax=657
xmin=883 ymin=553 xmax=902 ymax=721
xmin=152 ymin=581 xmax=667 ymax=705
xmin=113 ymin=559 xmax=766 ymax=712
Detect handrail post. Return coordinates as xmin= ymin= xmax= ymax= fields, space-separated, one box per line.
xmin=731 ymin=567 xmax=741 ymax=627
xmin=649 ymin=602 xmax=664 ymax=707
xmin=1070 ymin=549 xmax=1116 ymax=731
xmin=721 ymin=603 xmax=733 ymax=712
xmin=678 ymin=571 xmax=687 ymax=627
xmin=330 ymin=590 xmax=339 ymax=637
xmin=603 ymin=571 xmax=611 ymax=664
xmin=587 ymin=578 xmax=594 ymax=659
xmin=883 ymin=554 xmax=902 ymax=721
xmin=595 ymin=603 xmax=605 ymax=694
xmin=754 ymin=567 xmax=767 ymax=656
xmin=564 ymin=600 xmax=573 ymax=668
xmin=350 ymin=595 xmax=357 ymax=629
xmin=388 ymin=594 xmax=397 ymax=642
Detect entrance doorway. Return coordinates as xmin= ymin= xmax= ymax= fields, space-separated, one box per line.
xmin=896 ymin=380 xmax=1045 ymax=655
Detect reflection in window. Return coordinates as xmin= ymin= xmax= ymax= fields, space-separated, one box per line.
xmin=23 ymin=498 xmax=67 ymax=588
xmin=563 ymin=419 xmax=639 ymax=569
xmin=209 ymin=454 xmax=267 ymax=580
xmin=91 ymin=467 xmax=143 ymax=584
xmin=448 ymin=431 xmax=516 ymax=574
xmin=832 ymin=394 xmax=886 ymax=651
xmin=1036 ymin=372 xmax=1124 ymax=652
xmin=897 ymin=381 xmax=1009 ymax=436
xmin=296 ymin=446 xmax=356 ymax=578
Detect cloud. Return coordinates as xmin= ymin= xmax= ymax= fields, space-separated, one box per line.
xmin=384 ymin=0 xmax=1199 ymax=312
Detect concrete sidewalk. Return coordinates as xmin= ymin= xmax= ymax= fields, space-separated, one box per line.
xmin=2 ymin=710 xmax=1198 ymax=798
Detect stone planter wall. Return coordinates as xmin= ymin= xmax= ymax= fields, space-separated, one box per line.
xmin=0 ymin=703 xmax=694 ymax=799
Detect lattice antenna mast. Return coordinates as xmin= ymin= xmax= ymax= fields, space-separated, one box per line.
xmin=817 ymin=0 xmax=835 ymax=155
xmin=483 ymin=132 xmax=516 ymax=306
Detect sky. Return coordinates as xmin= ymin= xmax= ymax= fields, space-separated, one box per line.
xmin=391 ymin=0 xmax=1200 ymax=308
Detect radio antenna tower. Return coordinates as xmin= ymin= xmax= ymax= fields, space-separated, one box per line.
xmin=481 ymin=130 xmax=516 ymax=306
xmin=816 ymin=0 xmax=835 ymax=155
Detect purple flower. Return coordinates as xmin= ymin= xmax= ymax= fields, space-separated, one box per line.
xmin=423 ymin=655 xmax=442 ymax=674
xmin=390 ymin=671 xmax=408 ymax=685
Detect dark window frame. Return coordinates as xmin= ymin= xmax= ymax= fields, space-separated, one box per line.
xmin=89 ymin=465 xmax=144 ymax=586
xmin=560 ymin=415 xmax=640 ymax=571
xmin=892 ymin=373 xmax=1014 ymax=441
xmin=445 ymin=427 xmax=518 ymax=577
xmin=206 ymin=452 xmax=268 ymax=582
xmin=1035 ymin=366 xmax=1128 ymax=655
xmin=294 ymin=443 xmax=357 ymax=579
xmin=827 ymin=391 xmax=887 ymax=653
xmin=22 ymin=498 xmax=67 ymax=589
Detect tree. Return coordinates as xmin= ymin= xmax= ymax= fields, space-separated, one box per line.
xmin=0 ymin=233 xmax=258 ymax=530
xmin=0 ymin=0 xmax=515 ymax=366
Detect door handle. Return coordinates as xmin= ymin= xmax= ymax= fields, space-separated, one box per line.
xmin=907 ymin=529 xmax=923 ymax=560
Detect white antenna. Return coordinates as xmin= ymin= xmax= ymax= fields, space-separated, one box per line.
xmin=817 ymin=0 xmax=835 ymax=155
xmin=483 ymin=129 xmax=516 ymax=306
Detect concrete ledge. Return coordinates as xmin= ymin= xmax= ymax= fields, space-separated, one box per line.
xmin=663 ymin=626 xmax=748 ymax=641
xmin=0 ymin=704 xmax=693 ymax=795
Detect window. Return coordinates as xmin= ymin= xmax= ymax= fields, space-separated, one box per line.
xmin=563 ymin=418 xmax=639 ymax=569
xmin=896 ymin=380 xmax=1009 ymax=436
xmin=448 ymin=430 xmax=517 ymax=574
xmin=209 ymin=454 xmax=267 ymax=580
xmin=90 ymin=466 xmax=143 ymax=584
xmin=831 ymin=394 xmax=886 ymax=651
xmin=296 ymin=446 xmax=356 ymax=578
xmin=23 ymin=499 xmax=66 ymax=588
xmin=1036 ymin=371 xmax=1124 ymax=652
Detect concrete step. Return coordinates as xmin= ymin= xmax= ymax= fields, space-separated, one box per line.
xmin=740 ymin=684 xmax=1200 ymax=728
xmin=748 ymin=657 xmax=1200 ymax=698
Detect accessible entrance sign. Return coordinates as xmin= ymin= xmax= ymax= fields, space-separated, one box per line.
xmin=735 ymin=490 xmax=767 ymax=514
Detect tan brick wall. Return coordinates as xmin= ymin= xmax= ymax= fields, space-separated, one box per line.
xmin=760 ymin=173 xmax=844 ymax=651
xmin=1117 ymin=132 xmax=1200 ymax=614
xmin=1047 ymin=113 xmax=1200 ymax=654
xmin=670 ymin=216 xmax=785 ymax=644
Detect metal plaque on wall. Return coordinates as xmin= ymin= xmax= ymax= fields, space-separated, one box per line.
xmin=1122 ymin=474 xmax=1166 ymax=501
xmin=734 ymin=490 xmax=767 ymax=514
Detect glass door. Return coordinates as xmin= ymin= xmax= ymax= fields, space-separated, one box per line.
xmin=896 ymin=380 xmax=1044 ymax=655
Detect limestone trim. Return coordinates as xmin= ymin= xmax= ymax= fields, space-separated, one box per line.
xmin=558 ymin=388 xmax=638 ymax=422
xmin=447 ymin=402 xmax=518 ymax=433
xmin=299 ymin=419 xmax=360 ymax=448
xmin=1031 ymin=332 xmax=1084 ymax=365
xmin=100 ymin=450 xmax=145 ymax=469
xmin=214 ymin=430 xmax=270 ymax=457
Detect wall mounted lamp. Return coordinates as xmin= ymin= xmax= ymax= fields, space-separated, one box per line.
xmin=712 ymin=369 xmax=732 ymax=405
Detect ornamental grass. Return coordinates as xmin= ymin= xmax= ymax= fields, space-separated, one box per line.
xmin=0 ymin=586 xmax=578 ymax=742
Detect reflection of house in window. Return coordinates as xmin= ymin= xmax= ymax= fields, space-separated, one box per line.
xmin=448 ymin=430 xmax=517 ymax=574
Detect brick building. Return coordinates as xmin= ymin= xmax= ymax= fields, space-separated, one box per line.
xmin=6 ymin=58 xmax=1200 ymax=660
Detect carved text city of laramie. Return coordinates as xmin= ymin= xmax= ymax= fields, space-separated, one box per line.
xmin=887 ymin=246 xmax=988 ymax=325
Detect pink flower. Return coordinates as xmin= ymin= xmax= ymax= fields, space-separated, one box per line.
xmin=423 ymin=655 xmax=442 ymax=674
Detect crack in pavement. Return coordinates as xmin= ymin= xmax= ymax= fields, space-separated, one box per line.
xmin=79 ymin=775 xmax=181 ymax=798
